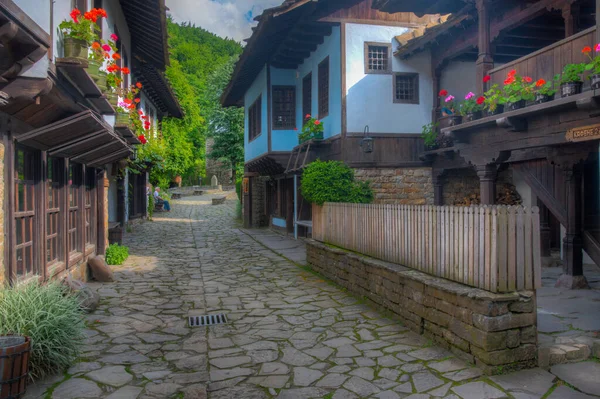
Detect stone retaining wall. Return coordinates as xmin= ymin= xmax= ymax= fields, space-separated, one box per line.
xmin=354 ymin=167 xmax=434 ymax=205
xmin=307 ymin=240 xmax=537 ymax=375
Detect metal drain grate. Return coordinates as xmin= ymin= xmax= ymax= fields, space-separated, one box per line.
xmin=189 ymin=314 xmax=228 ymax=327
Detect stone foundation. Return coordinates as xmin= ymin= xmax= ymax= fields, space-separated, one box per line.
xmin=354 ymin=167 xmax=434 ymax=205
xmin=307 ymin=240 xmax=537 ymax=375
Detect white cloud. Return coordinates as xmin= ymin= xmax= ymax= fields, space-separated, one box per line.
xmin=166 ymin=0 xmax=282 ymax=42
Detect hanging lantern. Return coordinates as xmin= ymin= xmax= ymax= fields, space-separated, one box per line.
xmin=360 ymin=125 xmax=374 ymax=153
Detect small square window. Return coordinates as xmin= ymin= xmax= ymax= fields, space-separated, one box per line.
xmin=365 ymin=42 xmax=391 ymax=74
xmin=393 ymin=73 xmax=419 ymax=104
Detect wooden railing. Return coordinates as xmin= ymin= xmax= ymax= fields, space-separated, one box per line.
xmin=312 ymin=203 xmax=542 ymax=293
xmin=489 ymin=27 xmax=596 ymax=86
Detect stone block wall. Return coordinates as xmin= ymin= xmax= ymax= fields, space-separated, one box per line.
xmin=443 ymin=168 xmax=513 ymax=205
xmin=354 ymin=167 xmax=434 ymax=205
xmin=307 ymin=240 xmax=537 ymax=374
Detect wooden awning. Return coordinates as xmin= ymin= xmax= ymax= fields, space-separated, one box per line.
xmin=14 ymin=110 xmax=132 ymax=165
xmin=115 ymin=125 xmax=141 ymax=145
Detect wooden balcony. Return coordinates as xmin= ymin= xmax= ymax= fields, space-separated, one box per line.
xmin=488 ymin=27 xmax=597 ymax=85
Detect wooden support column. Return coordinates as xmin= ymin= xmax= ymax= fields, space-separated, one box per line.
xmin=243 ymin=174 xmax=253 ymax=229
xmin=476 ymin=0 xmax=494 ymax=94
xmin=537 ymin=199 xmax=552 ymax=258
xmin=432 ymin=170 xmax=445 ymax=206
xmin=116 ymin=173 xmax=126 ymax=227
xmin=476 ymin=164 xmax=497 ymax=205
xmin=432 ymin=67 xmax=441 ymax=124
xmin=562 ymin=2 xmax=580 ymax=38
xmin=597 ymin=0 xmax=600 ymax=43
xmin=556 ymin=163 xmax=589 ymax=289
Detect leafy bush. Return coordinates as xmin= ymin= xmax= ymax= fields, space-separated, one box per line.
xmin=301 ymin=160 xmax=373 ymax=206
xmin=236 ymin=179 xmax=242 ymax=201
xmin=105 ymin=243 xmax=129 ymax=265
xmin=0 ymin=281 xmax=85 ymax=379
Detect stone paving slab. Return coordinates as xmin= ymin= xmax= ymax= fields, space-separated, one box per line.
xmin=24 ymin=195 xmax=600 ymax=398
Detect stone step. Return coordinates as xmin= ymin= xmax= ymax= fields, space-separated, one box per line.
xmin=538 ymin=337 xmax=600 ymax=368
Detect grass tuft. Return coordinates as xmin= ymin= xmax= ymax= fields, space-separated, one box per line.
xmin=0 ymin=281 xmax=86 ymax=380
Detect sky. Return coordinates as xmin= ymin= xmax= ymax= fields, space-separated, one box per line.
xmin=166 ymin=0 xmax=282 ymax=42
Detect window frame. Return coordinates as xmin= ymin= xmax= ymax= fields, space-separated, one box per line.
xmin=393 ymin=72 xmax=420 ymax=104
xmin=272 ymin=85 xmax=296 ymax=130
xmin=302 ymin=73 xmax=312 ymax=121
xmin=46 ymin=157 xmax=64 ymax=269
xmin=318 ymin=57 xmax=329 ymax=119
xmin=84 ymin=167 xmax=97 ymax=250
xmin=67 ymin=162 xmax=83 ymax=259
xmin=364 ymin=42 xmax=392 ymax=74
xmin=248 ymin=95 xmax=262 ymax=142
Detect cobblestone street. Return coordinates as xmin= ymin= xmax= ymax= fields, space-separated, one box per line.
xmin=27 ymin=195 xmax=599 ymax=399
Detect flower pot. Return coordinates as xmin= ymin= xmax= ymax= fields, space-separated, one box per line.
xmin=87 ymin=59 xmax=102 ymax=82
xmin=486 ymin=104 xmax=505 ymax=117
xmin=463 ymin=111 xmax=483 ymax=122
xmin=506 ymin=100 xmax=527 ymax=111
xmin=535 ymin=93 xmax=554 ymax=104
xmin=63 ymin=38 xmax=88 ymax=62
xmin=560 ymin=82 xmax=582 ymax=97
xmin=0 ymin=336 xmax=31 ymax=399
xmin=590 ymin=74 xmax=600 ymax=90
xmin=106 ymin=92 xmax=118 ymax=108
xmin=438 ymin=115 xmax=462 ymax=128
xmin=424 ymin=143 xmax=439 ymax=151
xmin=115 ymin=112 xmax=129 ymax=126
xmin=96 ymin=72 xmax=108 ymax=92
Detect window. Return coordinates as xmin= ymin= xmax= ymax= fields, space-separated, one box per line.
xmin=272 ymin=86 xmax=296 ymax=130
xmin=248 ymin=95 xmax=261 ymax=141
xmin=365 ymin=42 xmax=392 ymax=74
xmin=93 ymin=0 xmax=103 ymax=37
xmin=46 ymin=157 xmax=63 ymax=266
xmin=394 ymin=73 xmax=419 ymax=104
xmin=73 ymin=0 xmax=86 ymax=11
xmin=318 ymin=57 xmax=329 ymax=118
xmin=302 ymin=73 xmax=312 ymax=120
xmin=14 ymin=147 xmax=39 ymax=278
xmin=68 ymin=163 xmax=82 ymax=255
xmin=85 ymin=167 xmax=97 ymax=246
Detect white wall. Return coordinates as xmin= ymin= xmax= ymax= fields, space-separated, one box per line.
xmin=440 ymin=61 xmax=477 ymax=100
xmin=345 ymin=23 xmax=434 ymax=134
xmin=13 ymin=0 xmax=51 ymax=33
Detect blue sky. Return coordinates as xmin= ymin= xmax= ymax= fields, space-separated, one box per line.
xmin=166 ymin=0 xmax=281 ymax=42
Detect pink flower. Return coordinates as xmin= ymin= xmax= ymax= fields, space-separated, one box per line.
xmin=314 ymin=120 xmax=321 ymax=126
xmin=445 ymin=95 xmax=455 ymax=103
xmin=294 ymin=127 xmax=298 ymax=131
xmin=110 ymin=34 xmax=119 ymax=42
xmin=465 ymin=92 xmax=475 ymax=100
xmin=595 ymin=43 xmax=600 ymax=52
xmin=102 ymin=44 xmax=111 ymax=52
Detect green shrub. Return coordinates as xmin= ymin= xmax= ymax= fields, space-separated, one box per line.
xmin=301 ymin=160 xmax=374 ymax=205
xmin=105 ymin=243 xmax=129 ymax=265
xmin=236 ymin=179 xmax=242 ymax=201
xmin=0 ymin=281 xmax=85 ymax=379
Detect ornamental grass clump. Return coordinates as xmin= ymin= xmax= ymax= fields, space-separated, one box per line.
xmin=0 ymin=281 xmax=85 ymax=380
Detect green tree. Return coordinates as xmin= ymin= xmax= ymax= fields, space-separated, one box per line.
xmin=206 ymin=58 xmax=244 ymax=183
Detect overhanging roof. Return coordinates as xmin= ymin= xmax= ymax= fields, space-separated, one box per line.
xmin=14 ymin=110 xmax=132 ymax=165
xmin=119 ymin=0 xmax=169 ymax=71
xmin=221 ymin=0 xmax=321 ymax=107
xmin=372 ymin=0 xmax=466 ymax=16
xmin=135 ymin=62 xmax=183 ymax=119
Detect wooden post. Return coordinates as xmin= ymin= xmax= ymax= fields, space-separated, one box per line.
xmin=243 ymin=175 xmax=252 ymax=228
xmin=537 ymin=199 xmax=552 ymax=258
xmin=476 ymin=164 xmax=497 ymax=205
xmin=432 ymin=171 xmax=445 ymax=206
xmin=562 ymin=2 xmax=580 ymax=38
xmin=432 ymin=67 xmax=441 ymax=124
xmin=597 ymin=0 xmax=600 ymax=43
xmin=556 ymin=163 xmax=589 ymax=289
xmin=116 ymin=172 xmax=126 ymax=227
xmin=476 ymin=0 xmax=494 ymax=94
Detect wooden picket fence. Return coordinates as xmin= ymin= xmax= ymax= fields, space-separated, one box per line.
xmin=312 ymin=203 xmax=542 ymax=293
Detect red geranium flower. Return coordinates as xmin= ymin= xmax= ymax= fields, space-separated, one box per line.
xmin=134 ymin=98 xmax=141 ymax=104
xmin=110 ymin=34 xmax=119 ymax=42
xmin=536 ymin=79 xmax=546 ymax=87
xmin=136 ymin=82 xmax=143 ymax=89
xmin=524 ymin=76 xmax=533 ymax=83
xmin=294 ymin=127 xmax=298 ymax=131
xmin=508 ymin=69 xmax=516 ymax=77
xmin=314 ymin=120 xmax=320 ymax=126
xmin=138 ymin=110 xmax=144 ymax=116
xmin=439 ymin=89 xmax=448 ymax=97
xmin=305 ymin=114 xmax=311 ymax=119
xmin=583 ymin=46 xmax=592 ymax=54
xmin=504 ymin=76 xmax=515 ymax=85
xmin=92 ymin=42 xmax=101 ymax=50
xmin=70 ymin=9 xmax=81 ymax=23
xmin=112 ymin=53 xmax=121 ymax=61
xmin=476 ymin=96 xmax=485 ymax=105
xmin=107 ymin=64 xmax=119 ymax=73
xmin=121 ymin=67 xmax=130 ymax=75
xmin=483 ymin=75 xmax=491 ymax=83
xmin=83 ymin=11 xmax=98 ymax=23
xmin=123 ymin=98 xmax=133 ymax=105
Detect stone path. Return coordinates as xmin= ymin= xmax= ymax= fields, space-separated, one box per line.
xmin=26 ymin=194 xmax=600 ymax=398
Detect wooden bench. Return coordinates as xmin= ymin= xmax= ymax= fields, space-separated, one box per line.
xmin=194 ymin=190 xmax=204 ymax=196
xmin=212 ymin=196 xmax=226 ymax=205
xmin=154 ymin=202 xmax=164 ymax=212
xmin=171 ymin=193 xmax=182 ymax=199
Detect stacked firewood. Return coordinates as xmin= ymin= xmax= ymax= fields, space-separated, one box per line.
xmin=496 ymin=183 xmax=522 ymax=205
xmin=454 ymin=193 xmax=480 ymax=206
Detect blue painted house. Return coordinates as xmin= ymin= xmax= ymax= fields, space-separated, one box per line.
xmin=222 ymin=0 xmax=443 ymax=231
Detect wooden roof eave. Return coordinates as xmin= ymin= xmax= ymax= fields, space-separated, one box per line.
xmin=393 ymin=11 xmax=474 ymax=59
xmin=372 ymin=0 xmax=465 ymax=16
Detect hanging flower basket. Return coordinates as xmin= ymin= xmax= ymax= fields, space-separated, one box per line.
xmin=0 ymin=336 xmax=31 ymax=399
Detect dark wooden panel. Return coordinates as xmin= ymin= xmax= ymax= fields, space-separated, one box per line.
xmin=320 ymin=0 xmax=441 ymax=25
xmin=341 ymin=135 xmax=427 ymax=167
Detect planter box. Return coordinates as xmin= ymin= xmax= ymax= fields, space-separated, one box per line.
xmin=1 ymin=336 xmax=31 ymax=399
